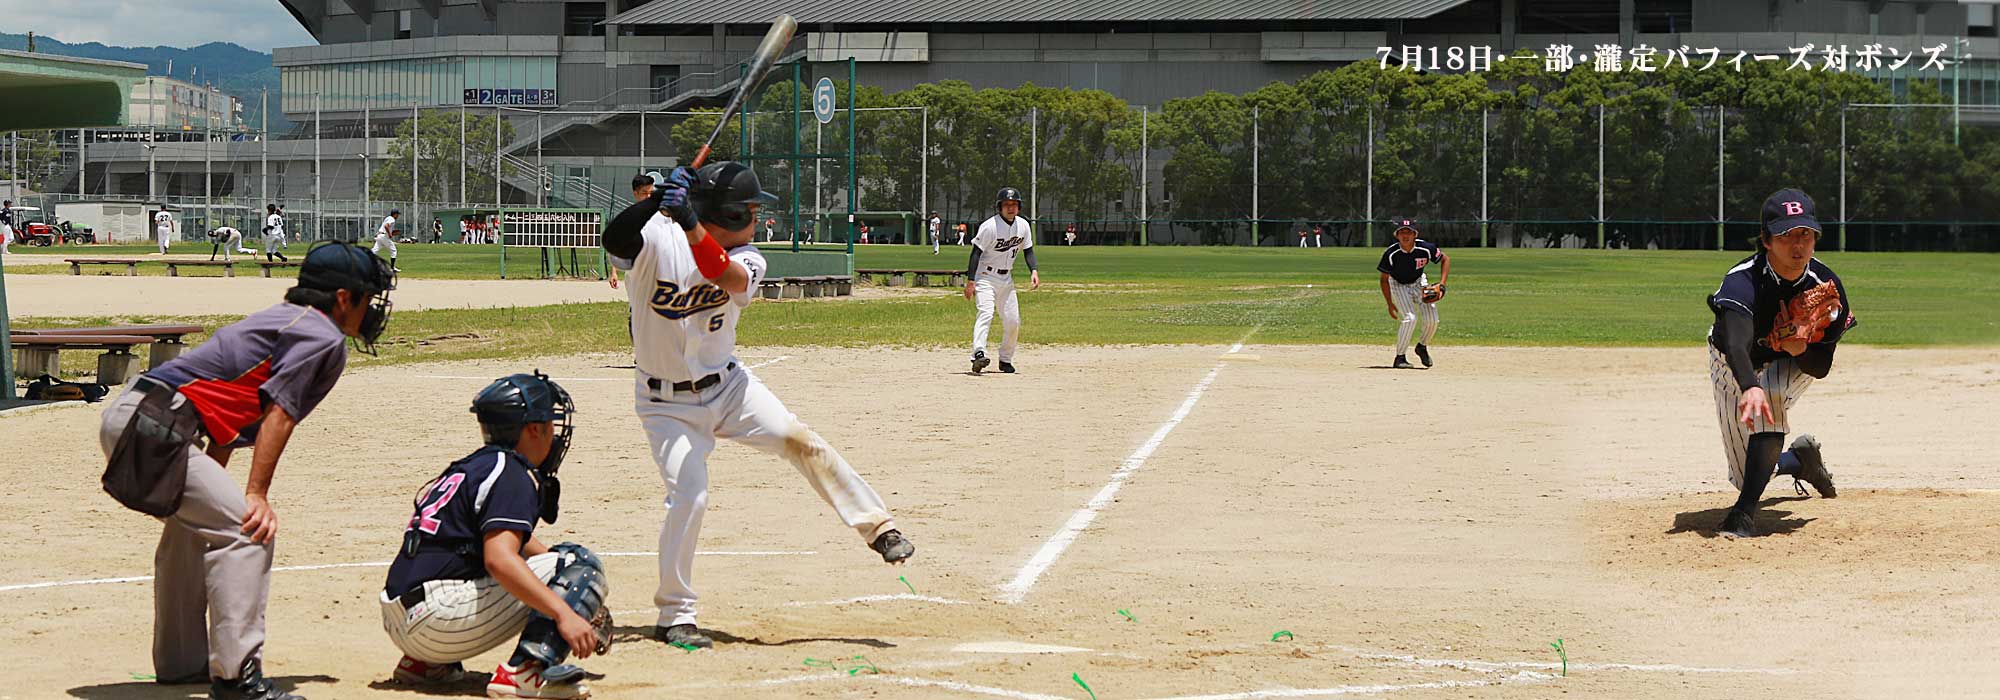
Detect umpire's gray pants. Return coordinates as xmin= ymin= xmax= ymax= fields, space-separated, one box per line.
xmin=99 ymin=385 xmax=273 ymax=682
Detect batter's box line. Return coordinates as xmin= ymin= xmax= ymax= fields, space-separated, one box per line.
xmin=1337 ymin=647 xmax=1796 ymax=676
xmin=410 ymin=356 xmax=792 ymax=383
xmin=726 ymin=669 xmax=1546 ymax=700
xmin=0 ymin=550 xmax=815 ymax=594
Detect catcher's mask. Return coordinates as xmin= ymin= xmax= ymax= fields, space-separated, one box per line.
xmin=471 ymin=370 xmax=576 ymax=523
xmin=297 ymin=241 xmax=395 ymax=355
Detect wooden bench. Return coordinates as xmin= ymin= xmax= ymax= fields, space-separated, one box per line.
xmin=10 ymin=333 xmax=154 ymax=386
xmin=13 ymin=324 xmax=205 ymax=369
xmin=165 ymin=260 xmax=237 ymax=277
xmin=67 ymin=258 xmax=142 ymax=276
xmin=856 ymin=268 xmax=962 ymax=287
xmin=257 ymin=261 xmax=303 ymax=278
xmin=755 ymin=275 xmax=855 ymax=300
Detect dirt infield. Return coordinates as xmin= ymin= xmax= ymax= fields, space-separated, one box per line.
xmin=4 ymin=344 xmax=1995 ymax=699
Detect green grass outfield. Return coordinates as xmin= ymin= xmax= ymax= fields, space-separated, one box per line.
xmin=10 ymin=243 xmax=1995 ymax=371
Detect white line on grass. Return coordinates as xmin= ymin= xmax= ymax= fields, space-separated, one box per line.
xmin=0 ymin=550 xmax=813 ymax=594
xmin=998 ymin=334 xmax=1255 ymax=604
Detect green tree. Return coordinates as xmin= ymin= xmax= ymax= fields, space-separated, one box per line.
xmin=367 ymin=111 xmax=516 ymax=204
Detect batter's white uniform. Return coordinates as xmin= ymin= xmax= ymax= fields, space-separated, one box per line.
xmin=611 ymin=214 xmax=898 ymax=629
xmin=970 ymin=214 xmax=1032 ymax=363
xmin=378 ymin=552 xmax=560 ymax=663
xmin=155 ymin=211 xmax=174 ymax=254
xmin=263 ymin=214 xmax=285 ymax=254
xmin=372 ymin=216 xmax=399 ymax=259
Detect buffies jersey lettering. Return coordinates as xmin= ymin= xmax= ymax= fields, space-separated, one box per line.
xmin=1707 ymin=252 xmax=1851 ymax=362
xmin=973 ymin=215 xmax=1033 ymax=273
xmin=609 ymin=213 xmax=768 ymax=381
xmin=382 ymin=445 xmax=542 ymax=598
xmin=1376 ymin=240 xmax=1442 ymax=285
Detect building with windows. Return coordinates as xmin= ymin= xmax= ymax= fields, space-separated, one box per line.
xmin=129 ymin=75 xmax=246 ymax=131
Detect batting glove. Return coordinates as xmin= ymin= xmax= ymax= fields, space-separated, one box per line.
xmin=657 ymin=166 xmax=698 ymax=230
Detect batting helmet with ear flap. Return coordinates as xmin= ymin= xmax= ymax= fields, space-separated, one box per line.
xmin=691 ymin=162 xmax=779 ymax=233
xmin=996 ymin=187 xmax=1023 ymax=207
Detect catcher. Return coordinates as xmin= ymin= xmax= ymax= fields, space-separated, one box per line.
xmin=378 ymin=371 xmax=612 ymax=698
xmin=1706 ymin=189 xmax=1853 ymax=539
xmin=1375 ymin=218 xmax=1450 ymax=368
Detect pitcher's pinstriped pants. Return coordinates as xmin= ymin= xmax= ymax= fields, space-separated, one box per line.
xmin=1707 ymin=345 xmax=1814 ymax=489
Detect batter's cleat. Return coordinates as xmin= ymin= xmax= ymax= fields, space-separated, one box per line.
xmin=486 ymin=662 xmax=589 ymax=699
xmin=1788 ymin=434 xmax=1836 ymax=498
xmin=652 ymin=623 xmax=714 ymax=649
xmin=209 ymin=660 xmax=304 ymax=700
xmin=971 ymin=350 xmax=991 ymax=374
xmin=1414 ymin=344 xmax=1433 ymax=368
xmin=1719 ymin=509 xmax=1758 ymax=539
xmin=871 ymin=529 xmax=916 ymax=564
xmin=999 ymin=361 xmax=1017 ymax=374
xmin=1393 ymin=355 xmax=1414 ymax=369
xmin=394 ymin=656 xmax=468 ymax=685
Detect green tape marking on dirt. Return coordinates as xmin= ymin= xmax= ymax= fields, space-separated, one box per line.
xmin=130 ymin=673 xmax=155 ymax=681
xmin=900 ymin=575 xmax=915 ymax=594
xmin=1073 ymin=672 xmax=1098 ymax=700
xmin=1116 ymin=609 xmax=1135 ymax=622
xmin=1550 ymin=638 xmax=1567 ymax=677
xmin=1270 ymin=630 xmax=1295 ymax=642
xmin=803 ymin=657 xmax=834 ymax=668
xmin=847 ymin=655 xmax=880 ymax=676
xmin=670 ymin=641 xmax=700 ymax=652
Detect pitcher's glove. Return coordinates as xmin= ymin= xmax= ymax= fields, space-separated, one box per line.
xmin=1421 ymin=284 xmax=1446 ymax=304
xmin=1766 ymin=280 xmax=1842 ymax=351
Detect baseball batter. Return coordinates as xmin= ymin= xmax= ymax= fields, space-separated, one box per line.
xmin=1706 ymin=189 xmax=1848 ymax=538
xmin=372 ymin=209 xmax=403 ymax=273
xmin=1376 ymin=218 xmax=1449 ymax=369
xmin=963 ymin=187 xmax=1041 ymax=374
xmin=380 ymin=372 xmax=611 ymax=699
xmin=155 ymin=209 xmax=177 ymax=255
xmin=97 ymin=243 xmax=393 ymax=700
xmin=261 ymin=205 xmax=289 ymax=263
xmin=601 ymin=161 xmax=914 ymax=650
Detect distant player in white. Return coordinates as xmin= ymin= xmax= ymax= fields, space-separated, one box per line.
xmin=373 ymin=209 xmax=403 ymax=272
xmin=600 ymin=161 xmax=914 ymax=651
xmin=963 ymin=187 xmax=1041 ymax=374
xmin=261 ymin=204 xmax=289 ymax=262
xmin=1 ymin=200 xmax=16 ymax=255
xmin=929 ymin=212 xmax=942 ymax=255
xmin=207 ymin=227 xmax=254 ymax=262
xmin=1376 ymin=217 xmax=1449 ymax=369
xmin=154 ymin=210 xmax=176 ymax=255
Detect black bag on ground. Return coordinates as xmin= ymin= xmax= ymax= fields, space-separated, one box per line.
xmin=102 ymin=382 xmax=205 ymax=517
xmin=25 ymin=374 xmax=109 ymax=403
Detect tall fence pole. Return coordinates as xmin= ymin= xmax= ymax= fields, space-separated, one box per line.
xmin=459 ymin=103 xmax=466 ymax=206
xmin=493 ymin=106 xmax=501 ymax=206
xmin=260 ymin=90 xmax=267 ymax=205
xmin=203 ymin=124 xmax=212 ymax=232
xmin=1364 ymin=107 xmax=1374 ymax=247
xmin=639 ymin=110 xmax=646 ymax=171
xmin=920 ymin=104 xmax=928 ymax=233
xmin=361 ymin=105 xmax=370 ymax=229
xmin=537 ymin=112 xmax=545 ymax=207
xmin=412 ymin=103 xmax=419 ymax=211
xmin=147 ymin=79 xmax=156 ymax=200
xmin=1592 ymin=102 xmax=1608 ymax=247
xmin=1480 ymin=107 xmax=1489 ymax=248
xmin=78 ymin=128 xmax=86 ymax=197
xmin=1140 ymin=105 xmax=1148 ymax=246
xmin=1839 ymin=104 xmax=1848 ymax=252
xmin=313 ymin=92 xmax=321 ymax=241
xmin=1029 ymin=106 xmax=1038 ymax=223
xmin=1251 ymin=104 xmax=1259 ymax=247
xmin=1715 ymin=106 xmax=1725 ymax=251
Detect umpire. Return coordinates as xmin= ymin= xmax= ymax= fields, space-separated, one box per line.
xmin=98 ymin=243 xmax=394 ymax=700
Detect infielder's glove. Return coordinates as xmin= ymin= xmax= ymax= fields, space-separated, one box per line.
xmin=1421 ymin=284 xmax=1446 ymax=304
xmin=1765 ymin=280 xmax=1842 ymax=350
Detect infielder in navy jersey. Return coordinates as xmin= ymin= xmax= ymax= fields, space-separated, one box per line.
xmin=1706 ymin=189 xmax=1850 ymax=539
xmin=1376 ymin=219 xmax=1449 ymax=369
xmin=380 ymin=372 xmax=612 ymax=698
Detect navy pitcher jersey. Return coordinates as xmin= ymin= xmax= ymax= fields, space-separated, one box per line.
xmin=1707 ymin=251 xmax=1852 ymax=361
xmin=1377 ymin=240 xmax=1443 ymax=285
xmin=383 ymin=445 xmax=542 ymax=597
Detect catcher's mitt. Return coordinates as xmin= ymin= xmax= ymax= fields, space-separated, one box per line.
xmin=1765 ymin=280 xmax=1842 ymax=350
xmin=1421 ymin=284 xmax=1446 ymax=304
xmin=589 ymin=606 xmax=614 ymax=655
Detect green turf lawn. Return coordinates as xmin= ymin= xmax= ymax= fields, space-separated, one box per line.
xmin=11 ymin=243 xmax=1995 ymax=374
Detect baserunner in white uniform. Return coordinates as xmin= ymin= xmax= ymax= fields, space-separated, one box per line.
xmin=600 ymin=161 xmax=915 ymax=651
xmin=261 ymin=204 xmax=289 ymax=263
xmin=155 ymin=210 xmax=176 ymax=255
xmin=962 ymin=187 xmax=1041 ymax=374
xmin=372 ymin=209 xmax=403 ymax=273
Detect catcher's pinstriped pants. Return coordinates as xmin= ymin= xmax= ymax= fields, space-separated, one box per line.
xmin=98 ymin=385 xmax=272 ymax=682
xmin=1707 ymin=344 xmax=1814 ymax=489
xmin=379 ymin=553 xmax=562 ymax=664
xmin=1388 ymin=275 xmax=1439 ymax=356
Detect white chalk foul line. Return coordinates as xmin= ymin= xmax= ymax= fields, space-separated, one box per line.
xmin=785 ymin=593 xmax=972 ymax=607
xmin=0 ymin=550 xmax=813 ymax=594
xmin=998 ymin=336 xmax=1253 ymax=605
xmin=756 ymin=673 xmax=1073 ymax=700
xmin=1341 ymin=648 xmax=1795 ymax=676
xmin=1136 ymin=673 xmax=1549 ymax=700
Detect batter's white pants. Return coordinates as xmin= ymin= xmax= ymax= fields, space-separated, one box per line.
xmin=1388 ymin=275 xmax=1439 ymax=355
xmin=373 ymin=233 xmax=398 ymax=259
xmin=635 ymin=367 xmax=896 ymax=628
xmin=158 ymin=227 xmax=173 ymax=254
xmin=1707 ymin=345 xmax=1814 ymax=490
xmin=971 ymin=275 xmax=1021 ymax=362
xmin=1 ymin=224 xmax=11 ymax=253
xmin=378 ymin=553 xmax=562 ymax=664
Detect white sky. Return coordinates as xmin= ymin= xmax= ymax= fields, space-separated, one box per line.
xmin=1 ymin=0 xmax=315 ymax=53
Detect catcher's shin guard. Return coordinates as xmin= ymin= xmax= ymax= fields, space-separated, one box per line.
xmin=512 ymin=543 xmax=612 ymax=668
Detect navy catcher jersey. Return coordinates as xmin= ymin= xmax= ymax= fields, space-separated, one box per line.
xmin=1707 ymin=252 xmax=1851 ymax=364
xmin=383 ymin=445 xmax=542 ymax=597
xmin=1376 ymin=240 xmax=1442 ymax=285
